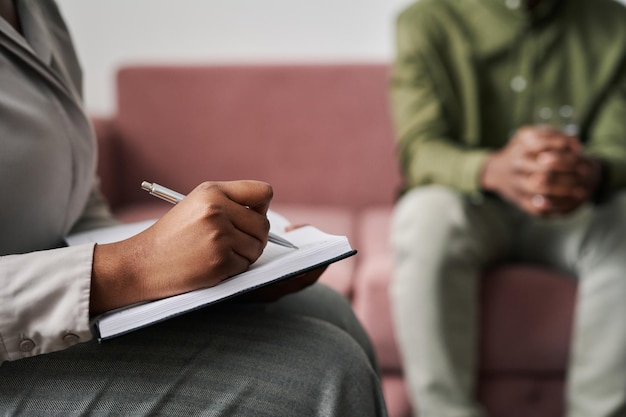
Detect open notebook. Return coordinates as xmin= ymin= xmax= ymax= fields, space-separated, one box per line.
xmin=66 ymin=211 xmax=356 ymax=341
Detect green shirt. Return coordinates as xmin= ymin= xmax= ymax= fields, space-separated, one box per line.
xmin=390 ymin=0 xmax=626 ymax=197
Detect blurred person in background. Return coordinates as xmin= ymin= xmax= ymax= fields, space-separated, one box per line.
xmin=389 ymin=0 xmax=626 ymax=416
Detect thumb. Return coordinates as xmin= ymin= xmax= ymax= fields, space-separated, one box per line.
xmin=216 ymin=180 xmax=273 ymax=214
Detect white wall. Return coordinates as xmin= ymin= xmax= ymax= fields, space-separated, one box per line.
xmin=55 ymin=0 xmax=626 ymax=116
xmin=55 ymin=0 xmax=413 ymax=116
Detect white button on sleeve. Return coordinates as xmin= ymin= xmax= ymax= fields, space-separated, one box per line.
xmin=0 ymin=244 xmax=94 ymax=362
xmin=63 ymin=333 xmax=80 ymax=345
xmin=19 ymin=339 xmax=35 ymax=352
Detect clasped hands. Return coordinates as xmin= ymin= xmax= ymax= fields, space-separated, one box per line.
xmin=481 ymin=125 xmax=602 ymax=217
xmin=91 ymin=181 xmax=323 ymax=315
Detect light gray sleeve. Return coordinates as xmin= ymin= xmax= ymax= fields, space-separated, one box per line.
xmin=68 ymin=179 xmax=121 ymax=234
xmin=0 ymin=179 xmax=125 ymax=364
xmin=0 ymin=244 xmax=95 ymax=363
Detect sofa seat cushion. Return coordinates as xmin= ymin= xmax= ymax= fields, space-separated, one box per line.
xmin=381 ymin=373 xmax=412 ymax=417
xmin=352 ymin=207 xmax=402 ymax=371
xmin=477 ymin=376 xmax=565 ymax=417
xmin=480 ymin=266 xmax=576 ymax=372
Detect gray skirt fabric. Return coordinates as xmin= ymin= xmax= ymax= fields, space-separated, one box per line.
xmin=0 ymin=284 xmax=388 ymax=417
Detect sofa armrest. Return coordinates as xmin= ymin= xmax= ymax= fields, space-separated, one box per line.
xmin=91 ymin=116 xmax=122 ymax=209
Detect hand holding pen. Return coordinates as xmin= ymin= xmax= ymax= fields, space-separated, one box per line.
xmin=91 ymin=180 xmax=288 ymax=314
xmin=142 ymin=181 xmax=298 ymax=249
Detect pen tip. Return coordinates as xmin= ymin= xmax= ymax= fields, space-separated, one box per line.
xmin=141 ymin=181 xmax=152 ymax=191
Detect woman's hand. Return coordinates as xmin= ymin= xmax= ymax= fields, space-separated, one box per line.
xmin=234 ymin=266 xmax=328 ymax=303
xmin=234 ymin=223 xmax=326 ymax=303
xmin=90 ymin=180 xmax=273 ymax=315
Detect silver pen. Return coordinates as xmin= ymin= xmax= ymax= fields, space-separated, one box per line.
xmin=141 ymin=181 xmax=298 ymax=249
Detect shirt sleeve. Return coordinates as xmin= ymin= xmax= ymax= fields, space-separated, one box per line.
xmin=68 ymin=178 xmax=121 ymax=234
xmin=0 ymin=244 xmax=95 ymax=363
xmin=389 ymin=9 xmax=492 ymax=195
xmin=0 ymin=180 xmax=121 ymax=364
xmin=585 ymin=69 xmax=626 ymax=196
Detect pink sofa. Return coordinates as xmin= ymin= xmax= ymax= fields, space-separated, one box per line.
xmin=93 ymin=63 xmax=577 ymax=417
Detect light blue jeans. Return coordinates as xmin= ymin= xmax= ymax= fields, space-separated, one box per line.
xmin=391 ymin=185 xmax=626 ymax=417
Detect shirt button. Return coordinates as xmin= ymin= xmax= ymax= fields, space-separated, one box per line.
xmin=63 ymin=333 xmax=80 ymax=345
xmin=510 ymin=76 xmax=527 ymax=92
xmin=505 ymin=0 xmax=521 ymax=9
xmin=19 ymin=339 xmax=36 ymax=352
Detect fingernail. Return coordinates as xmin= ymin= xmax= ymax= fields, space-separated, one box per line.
xmin=531 ymin=194 xmax=545 ymax=207
xmin=537 ymin=153 xmax=555 ymax=164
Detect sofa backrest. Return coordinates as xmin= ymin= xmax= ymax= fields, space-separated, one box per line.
xmin=111 ymin=64 xmax=403 ymax=210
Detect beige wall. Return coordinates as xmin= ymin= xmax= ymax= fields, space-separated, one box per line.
xmin=55 ymin=0 xmax=413 ymax=116
xmin=56 ymin=0 xmax=626 ymax=116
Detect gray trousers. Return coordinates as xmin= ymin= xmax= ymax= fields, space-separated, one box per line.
xmin=0 ymin=284 xmax=388 ymax=417
xmin=391 ymin=185 xmax=626 ymax=417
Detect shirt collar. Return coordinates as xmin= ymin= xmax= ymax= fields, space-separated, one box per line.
xmin=481 ymin=0 xmax=562 ymax=21
xmin=461 ymin=0 xmax=564 ymax=57
xmin=14 ymin=0 xmax=53 ymax=64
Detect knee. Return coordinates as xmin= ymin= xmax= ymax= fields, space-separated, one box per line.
xmin=393 ymin=185 xmax=465 ymax=232
xmin=284 ymin=318 xmax=385 ymax=415
xmin=583 ymin=193 xmax=626 ymax=265
xmin=306 ymin=319 xmax=373 ymax=373
xmin=270 ymin=284 xmax=358 ymax=332
xmin=391 ymin=185 xmax=466 ymax=250
xmin=595 ymin=193 xmax=626 ymax=237
xmin=266 ymin=284 xmax=377 ymax=366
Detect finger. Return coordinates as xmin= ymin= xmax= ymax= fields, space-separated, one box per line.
xmin=225 ymin=202 xmax=271 ymax=246
xmin=526 ymin=172 xmax=586 ymax=198
xmin=516 ymin=152 xmax=580 ymax=180
xmin=285 ymin=223 xmax=310 ymax=232
xmin=228 ymin=226 xmax=267 ymax=265
xmin=235 ymin=267 xmax=326 ymax=303
xmin=190 ymin=181 xmax=272 ymax=244
xmin=215 ymin=180 xmax=273 ymax=243
xmin=503 ymin=183 xmax=545 ymax=216
xmin=516 ymin=172 xmax=548 ymax=196
xmin=519 ymin=194 xmax=549 ymax=216
xmin=575 ymin=156 xmax=602 ymax=188
xmin=539 ymin=196 xmax=586 ymax=216
xmin=513 ymin=154 xmax=544 ymax=175
xmin=216 ymin=180 xmax=273 ymax=214
xmin=524 ymin=190 xmax=586 ymax=216
xmin=516 ymin=126 xmax=577 ymax=155
xmin=530 ymin=194 xmax=548 ymax=211
xmin=520 ymin=193 xmax=569 ymax=217
xmin=535 ymin=151 xmax=581 ymax=172
xmin=209 ymin=249 xmax=254 ymax=285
